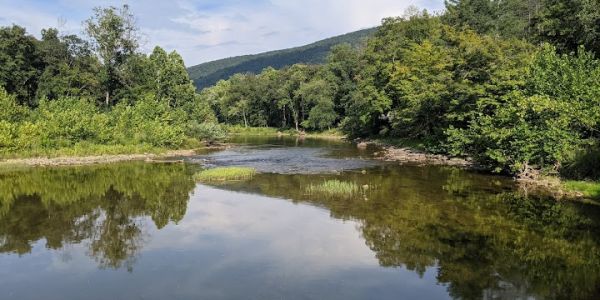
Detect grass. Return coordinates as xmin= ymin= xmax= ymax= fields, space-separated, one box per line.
xmin=306 ymin=180 xmax=360 ymax=197
xmin=564 ymin=180 xmax=600 ymax=200
xmin=194 ymin=167 xmax=256 ymax=182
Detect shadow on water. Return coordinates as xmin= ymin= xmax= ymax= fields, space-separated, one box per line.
xmin=0 ymin=140 xmax=600 ymax=299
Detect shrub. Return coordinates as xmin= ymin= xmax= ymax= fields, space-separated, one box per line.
xmin=0 ymin=121 xmax=16 ymax=149
xmin=186 ymin=122 xmax=227 ymax=143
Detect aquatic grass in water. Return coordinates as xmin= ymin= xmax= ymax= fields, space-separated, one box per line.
xmin=194 ymin=167 xmax=256 ymax=182
xmin=564 ymin=180 xmax=600 ymax=200
xmin=306 ymin=180 xmax=359 ymax=197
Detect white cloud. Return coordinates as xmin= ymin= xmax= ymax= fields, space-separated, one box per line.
xmin=0 ymin=0 xmax=445 ymax=66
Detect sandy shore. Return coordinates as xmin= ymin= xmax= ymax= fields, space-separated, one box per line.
xmin=0 ymin=149 xmax=201 ymax=167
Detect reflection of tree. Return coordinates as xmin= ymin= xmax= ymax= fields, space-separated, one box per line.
xmin=213 ymin=166 xmax=600 ymax=300
xmin=0 ymin=162 xmax=195 ymax=271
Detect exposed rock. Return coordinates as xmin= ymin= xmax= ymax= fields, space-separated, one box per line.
xmin=376 ymin=146 xmax=474 ymax=168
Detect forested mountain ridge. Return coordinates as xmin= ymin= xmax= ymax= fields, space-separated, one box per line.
xmin=186 ymin=28 xmax=376 ymax=89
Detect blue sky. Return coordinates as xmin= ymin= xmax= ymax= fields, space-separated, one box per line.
xmin=0 ymin=0 xmax=445 ymax=66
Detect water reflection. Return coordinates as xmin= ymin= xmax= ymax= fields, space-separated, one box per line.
xmin=1 ymin=159 xmax=599 ymax=299
xmin=0 ymin=162 xmax=196 ymax=271
xmin=212 ymin=166 xmax=600 ymax=300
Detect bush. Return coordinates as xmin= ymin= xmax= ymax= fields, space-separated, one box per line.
xmin=561 ymin=147 xmax=600 ymax=181
xmin=0 ymin=121 xmax=16 ymax=149
xmin=35 ymin=98 xmax=107 ymax=147
xmin=447 ymin=93 xmax=580 ymax=173
xmin=110 ymin=96 xmax=186 ymax=147
xmin=0 ymin=88 xmax=28 ymax=123
xmin=0 ymin=91 xmax=221 ymax=157
xmin=186 ymin=122 xmax=227 ymax=143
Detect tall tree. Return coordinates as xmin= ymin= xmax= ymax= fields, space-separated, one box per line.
xmin=444 ymin=0 xmax=543 ymax=39
xmin=35 ymin=28 xmax=100 ymax=100
xmin=0 ymin=26 xmax=43 ymax=106
xmin=536 ymin=0 xmax=600 ymax=56
xmin=85 ymin=4 xmax=140 ymax=106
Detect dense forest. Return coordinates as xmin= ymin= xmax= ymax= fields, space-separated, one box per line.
xmin=202 ymin=0 xmax=600 ymax=177
xmin=0 ymin=5 xmax=221 ymax=157
xmin=187 ymin=28 xmax=376 ymax=89
xmin=1 ymin=1 xmax=600 ymax=179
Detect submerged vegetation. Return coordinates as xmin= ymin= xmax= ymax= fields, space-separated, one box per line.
xmin=306 ymin=180 xmax=360 ymax=197
xmin=194 ymin=167 xmax=257 ymax=182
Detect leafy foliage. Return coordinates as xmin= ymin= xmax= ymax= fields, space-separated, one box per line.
xmin=199 ymin=5 xmax=600 ymax=176
xmin=0 ymin=6 xmax=220 ymax=157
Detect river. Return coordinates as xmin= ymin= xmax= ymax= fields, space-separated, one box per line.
xmin=0 ymin=137 xmax=599 ymax=299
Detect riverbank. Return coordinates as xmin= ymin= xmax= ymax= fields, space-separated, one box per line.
xmin=0 ymin=149 xmax=201 ymax=167
xmin=363 ymin=138 xmax=600 ymax=202
xmin=0 ymin=142 xmax=234 ymax=167
xmin=359 ymin=139 xmax=475 ymax=168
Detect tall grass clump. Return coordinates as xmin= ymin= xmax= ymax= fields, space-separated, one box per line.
xmin=194 ymin=167 xmax=256 ymax=182
xmin=306 ymin=180 xmax=359 ymax=197
xmin=564 ymin=181 xmax=600 ymax=200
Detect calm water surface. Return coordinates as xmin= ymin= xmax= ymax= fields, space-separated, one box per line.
xmin=1 ymin=137 xmax=599 ymax=300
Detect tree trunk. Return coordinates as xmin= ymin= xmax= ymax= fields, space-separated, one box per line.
xmin=105 ymin=91 xmax=110 ymax=106
xmin=282 ymin=106 xmax=287 ymax=128
xmin=243 ymin=111 xmax=248 ymax=128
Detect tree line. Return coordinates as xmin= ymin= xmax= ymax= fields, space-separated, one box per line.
xmin=0 ymin=5 xmax=221 ymax=156
xmin=203 ymin=0 xmax=600 ymax=176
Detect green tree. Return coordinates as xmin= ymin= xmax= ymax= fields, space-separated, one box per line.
xmin=35 ymin=28 xmax=101 ymax=100
xmin=444 ymin=0 xmax=541 ymax=39
xmin=0 ymin=25 xmax=43 ymax=106
xmin=536 ymin=0 xmax=600 ymax=56
xmin=85 ymin=5 xmax=140 ymax=106
xmin=298 ymin=78 xmax=337 ymax=130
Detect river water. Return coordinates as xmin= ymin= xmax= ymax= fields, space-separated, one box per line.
xmin=1 ymin=137 xmax=599 ymax=299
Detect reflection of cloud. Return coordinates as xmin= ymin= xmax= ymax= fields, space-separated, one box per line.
xmin=147 ymin=185 xmax=375 ymax=272
xmin=0 ymin=184 xmax=451 ymax=299
xmin=0 ymin=0 xmax=444 ymax=66
xmin=138 ymin=185 xmax=450 ymax=298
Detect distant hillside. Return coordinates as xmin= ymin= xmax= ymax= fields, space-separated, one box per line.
xmin=187 ymin=28 xmax=376 ymax=89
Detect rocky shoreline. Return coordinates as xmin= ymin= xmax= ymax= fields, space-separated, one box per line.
xmin=359 ymin=141 xmax=475 ymax=168
xmin=375 ymin=146 xmax=474 ymax=167
xmin=361 ymin=140 xmax=592 ymax=201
